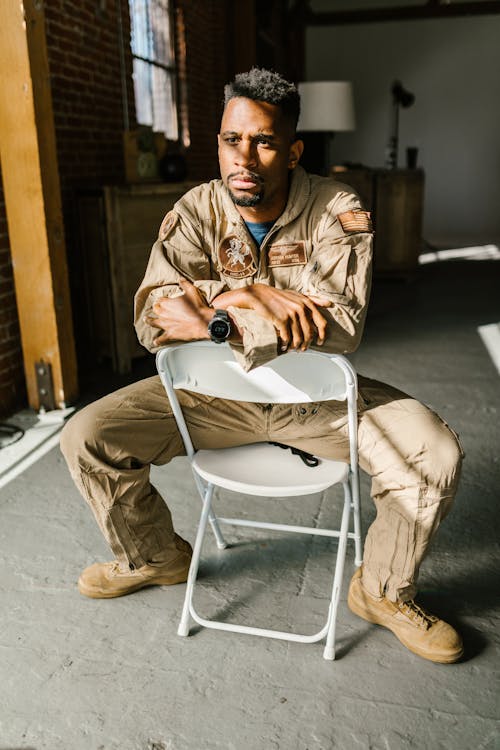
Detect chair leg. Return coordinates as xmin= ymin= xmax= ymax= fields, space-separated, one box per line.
xmin=350 ymin=469 xmax=363 ymax=568
xmin=177 ymin=483 xmax=215 ymax=637
xmin=209 ymin=511 xmax=228 ymax=550
xmin=192 ymin=472 xmax=227 ymax=549
xmin=323 ymin=481 xmax=352 ymax=660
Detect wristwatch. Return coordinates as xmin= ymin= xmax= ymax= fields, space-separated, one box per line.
xmin=208 ymin=309 xmax=231 ymax=343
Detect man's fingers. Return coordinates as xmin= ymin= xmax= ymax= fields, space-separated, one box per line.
xmin=153 ymin=297 xmax=177 ymax=315
xmin=292 ymin=321 xmax=308 ymax=350
xmin=177 ymin=279 xmax=199 ymax=305
xmin=284 ymin=298 xmax=317 ymax=350
xmin=153 ymin=331 xmax=170 ymax=346
xmin=147 ymin=316 xmax=170 ymax=346
xmin=221 ymin=285 xmax=328 ymax=351
xmin=282 ymin=292 xmax=327 ymax=346
xmin=299 ymin=298 xmax=329 ymax=345
xmin=178 ymin=278 xmax=194 ymax=293
xmin=275 ymin=319 xmax=291 ymax=351
xmin=294 ymin=306 xmax=316 ymax=350
xmin=307 ymin=305 xmax=328 ymax=344
xmin=247 ymin=299 xmax=292 ymax=351
xmin=145 ymin=314 xmax=163 ymax=328
xmin=280 ymin=303 xmax=313 ymax=351
xmin=307 ymin=294 xmax=332 ymax=307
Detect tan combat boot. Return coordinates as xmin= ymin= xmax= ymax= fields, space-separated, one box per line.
xmin=78 ymin=534 xmax=192 ymax=599
xmin=348 ymin=568 xmax=463 ymax=663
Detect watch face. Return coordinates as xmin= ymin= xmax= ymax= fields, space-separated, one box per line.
xmin=210 ymin=319 xmax=230 ymax=340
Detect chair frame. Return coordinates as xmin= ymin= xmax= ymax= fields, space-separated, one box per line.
xmin=156 ymin=342 xmax=362 ymax=660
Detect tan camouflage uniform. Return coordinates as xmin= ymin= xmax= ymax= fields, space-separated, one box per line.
xmin=61 ymin=166 xmax=463 ymax=602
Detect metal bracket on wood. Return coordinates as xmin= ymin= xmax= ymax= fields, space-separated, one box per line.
xmin=35 ymin=360 xmax=56 ymax=411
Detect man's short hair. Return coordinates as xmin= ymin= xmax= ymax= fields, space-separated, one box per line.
xmin=223 ymin=68 xmax=300 ymax=133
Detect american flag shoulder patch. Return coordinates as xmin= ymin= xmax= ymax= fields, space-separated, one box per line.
xmin=337 ymin=210 xmax=372 ymax=234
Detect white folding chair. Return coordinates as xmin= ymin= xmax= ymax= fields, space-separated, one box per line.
xmin=156 ymin=341 xmax=362 ymax=660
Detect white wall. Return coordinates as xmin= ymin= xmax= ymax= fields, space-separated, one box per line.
xmin=306 ymin=15 xmax=500 ymax=246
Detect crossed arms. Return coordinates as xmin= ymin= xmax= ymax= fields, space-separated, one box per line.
xmin=134 ymin=192 xmax=373 ymax=370
xmin=146 ymin=280 xmax=333 ymax=353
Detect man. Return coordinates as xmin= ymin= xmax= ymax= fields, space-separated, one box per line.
xmin=61 ymin=68 xmax=464 ymax=663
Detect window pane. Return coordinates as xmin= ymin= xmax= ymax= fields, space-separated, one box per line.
xmin=130 ymin=0 xmax=174 ymax=66
xmin=130 ymin=0 xmax=151 ymax=60
xmin=133 ymin=58 xmax=153 ymax=126
xmin=152 ymin=66 xmax=178 ymax=140
xmin=150 ymin=0 xmax=174 ymax=66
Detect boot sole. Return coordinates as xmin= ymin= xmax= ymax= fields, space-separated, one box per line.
xmin=78 ymin=569 xmax=189 ymax=599
xmin=348 ymin=586 xmax=464 ymax=664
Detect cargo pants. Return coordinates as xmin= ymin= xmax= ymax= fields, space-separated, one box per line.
xmin=60 ymin=374 xmax=463 ymax=603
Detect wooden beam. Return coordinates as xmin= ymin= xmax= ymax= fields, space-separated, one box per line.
xmin=0 ymin=1 xmax=78 ymax=410
xmin=307 ymin=1 xmax=500 ymax=25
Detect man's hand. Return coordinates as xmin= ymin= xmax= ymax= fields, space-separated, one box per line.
xmin=145 ymin=279 xmax=212 ymax=347
xmin=212 ymin=284 xmax=332 ymax=351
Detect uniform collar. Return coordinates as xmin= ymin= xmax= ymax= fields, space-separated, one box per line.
xmin=220 ymin=165 xmax=311 ymax=230
xmin=276 ymin=166 xmax=311 ymax=227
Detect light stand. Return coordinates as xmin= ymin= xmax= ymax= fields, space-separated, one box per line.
xmin=385 ymin=80 xmax=415 ymax=169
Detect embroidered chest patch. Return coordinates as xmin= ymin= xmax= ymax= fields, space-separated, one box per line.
xmin=158 ymin=211 xmax=179 ymax=240
xmin=268 ymin=241 xmax=307 ymax=267
xmin=337 ymin=210 xmax=372 ymax=234
xmin=218 ymin=235 xmax=257 ymax=279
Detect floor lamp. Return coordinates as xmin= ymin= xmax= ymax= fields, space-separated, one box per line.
xmin=297 ymin=81 xmax=356 ymax=176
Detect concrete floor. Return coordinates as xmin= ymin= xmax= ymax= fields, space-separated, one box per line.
xmin=1 ymin=261 xmax=499 ymax=750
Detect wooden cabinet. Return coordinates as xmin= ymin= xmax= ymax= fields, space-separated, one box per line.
xmin=331 ymin=168 xmax=425 ymax=276
xmin=78 ymin=182 xmax=198 ymax=373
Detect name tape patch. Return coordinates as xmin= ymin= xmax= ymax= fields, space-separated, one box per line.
xmin=337 ymin=210 xmax=372 ymax=234
xmin=268 ymin=241 xmax=307 ymax=267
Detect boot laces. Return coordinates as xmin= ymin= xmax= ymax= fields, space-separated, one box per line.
xmin=109 ymin=561 xmax=134 ymax=577
xmin=398 ymin=600 xmax=438 ymax=629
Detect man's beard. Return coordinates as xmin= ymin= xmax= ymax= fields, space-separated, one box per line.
xmin=226 ymin=170 xmax=264 ymax=207
xmin=228 ymin=189 xmax=263 ymax=207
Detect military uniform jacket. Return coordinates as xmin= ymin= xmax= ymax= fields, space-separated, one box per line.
xmin=134 ymin=165 xmax=373 ymax=370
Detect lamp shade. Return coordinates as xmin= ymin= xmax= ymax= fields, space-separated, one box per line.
xmin=297 ymin=81 xmax=355 ymax=132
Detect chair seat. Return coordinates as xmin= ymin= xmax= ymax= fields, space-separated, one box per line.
xmin=192 ymin=442 xmax=349 ymax=497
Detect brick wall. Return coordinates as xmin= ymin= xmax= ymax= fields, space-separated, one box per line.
xmin=44 ymin=0 xmax=135 ymax=193
xmin=177 ymin=0 xmax=230 ymax=181
xmin=0 ymin=0 xmax=240 ymax=417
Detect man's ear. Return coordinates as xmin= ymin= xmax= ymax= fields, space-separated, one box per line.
xmin=288 ymin=139 xmax=304 ymax=169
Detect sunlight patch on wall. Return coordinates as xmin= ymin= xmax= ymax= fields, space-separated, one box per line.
xmin=419 ymin=245 xmax=500 ymax=264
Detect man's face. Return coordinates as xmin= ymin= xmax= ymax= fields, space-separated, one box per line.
xmin=218 ymin=97 xmax=303 ymax=219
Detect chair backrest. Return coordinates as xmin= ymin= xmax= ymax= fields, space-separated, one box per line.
xmin=156 ymin=342 xmax=359 ymax=476
xmin=156 ymin=341 xmax=354 ymax=404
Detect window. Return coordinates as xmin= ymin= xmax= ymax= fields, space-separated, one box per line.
xmin=129 ymin=0 xmax=178 ymax=140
